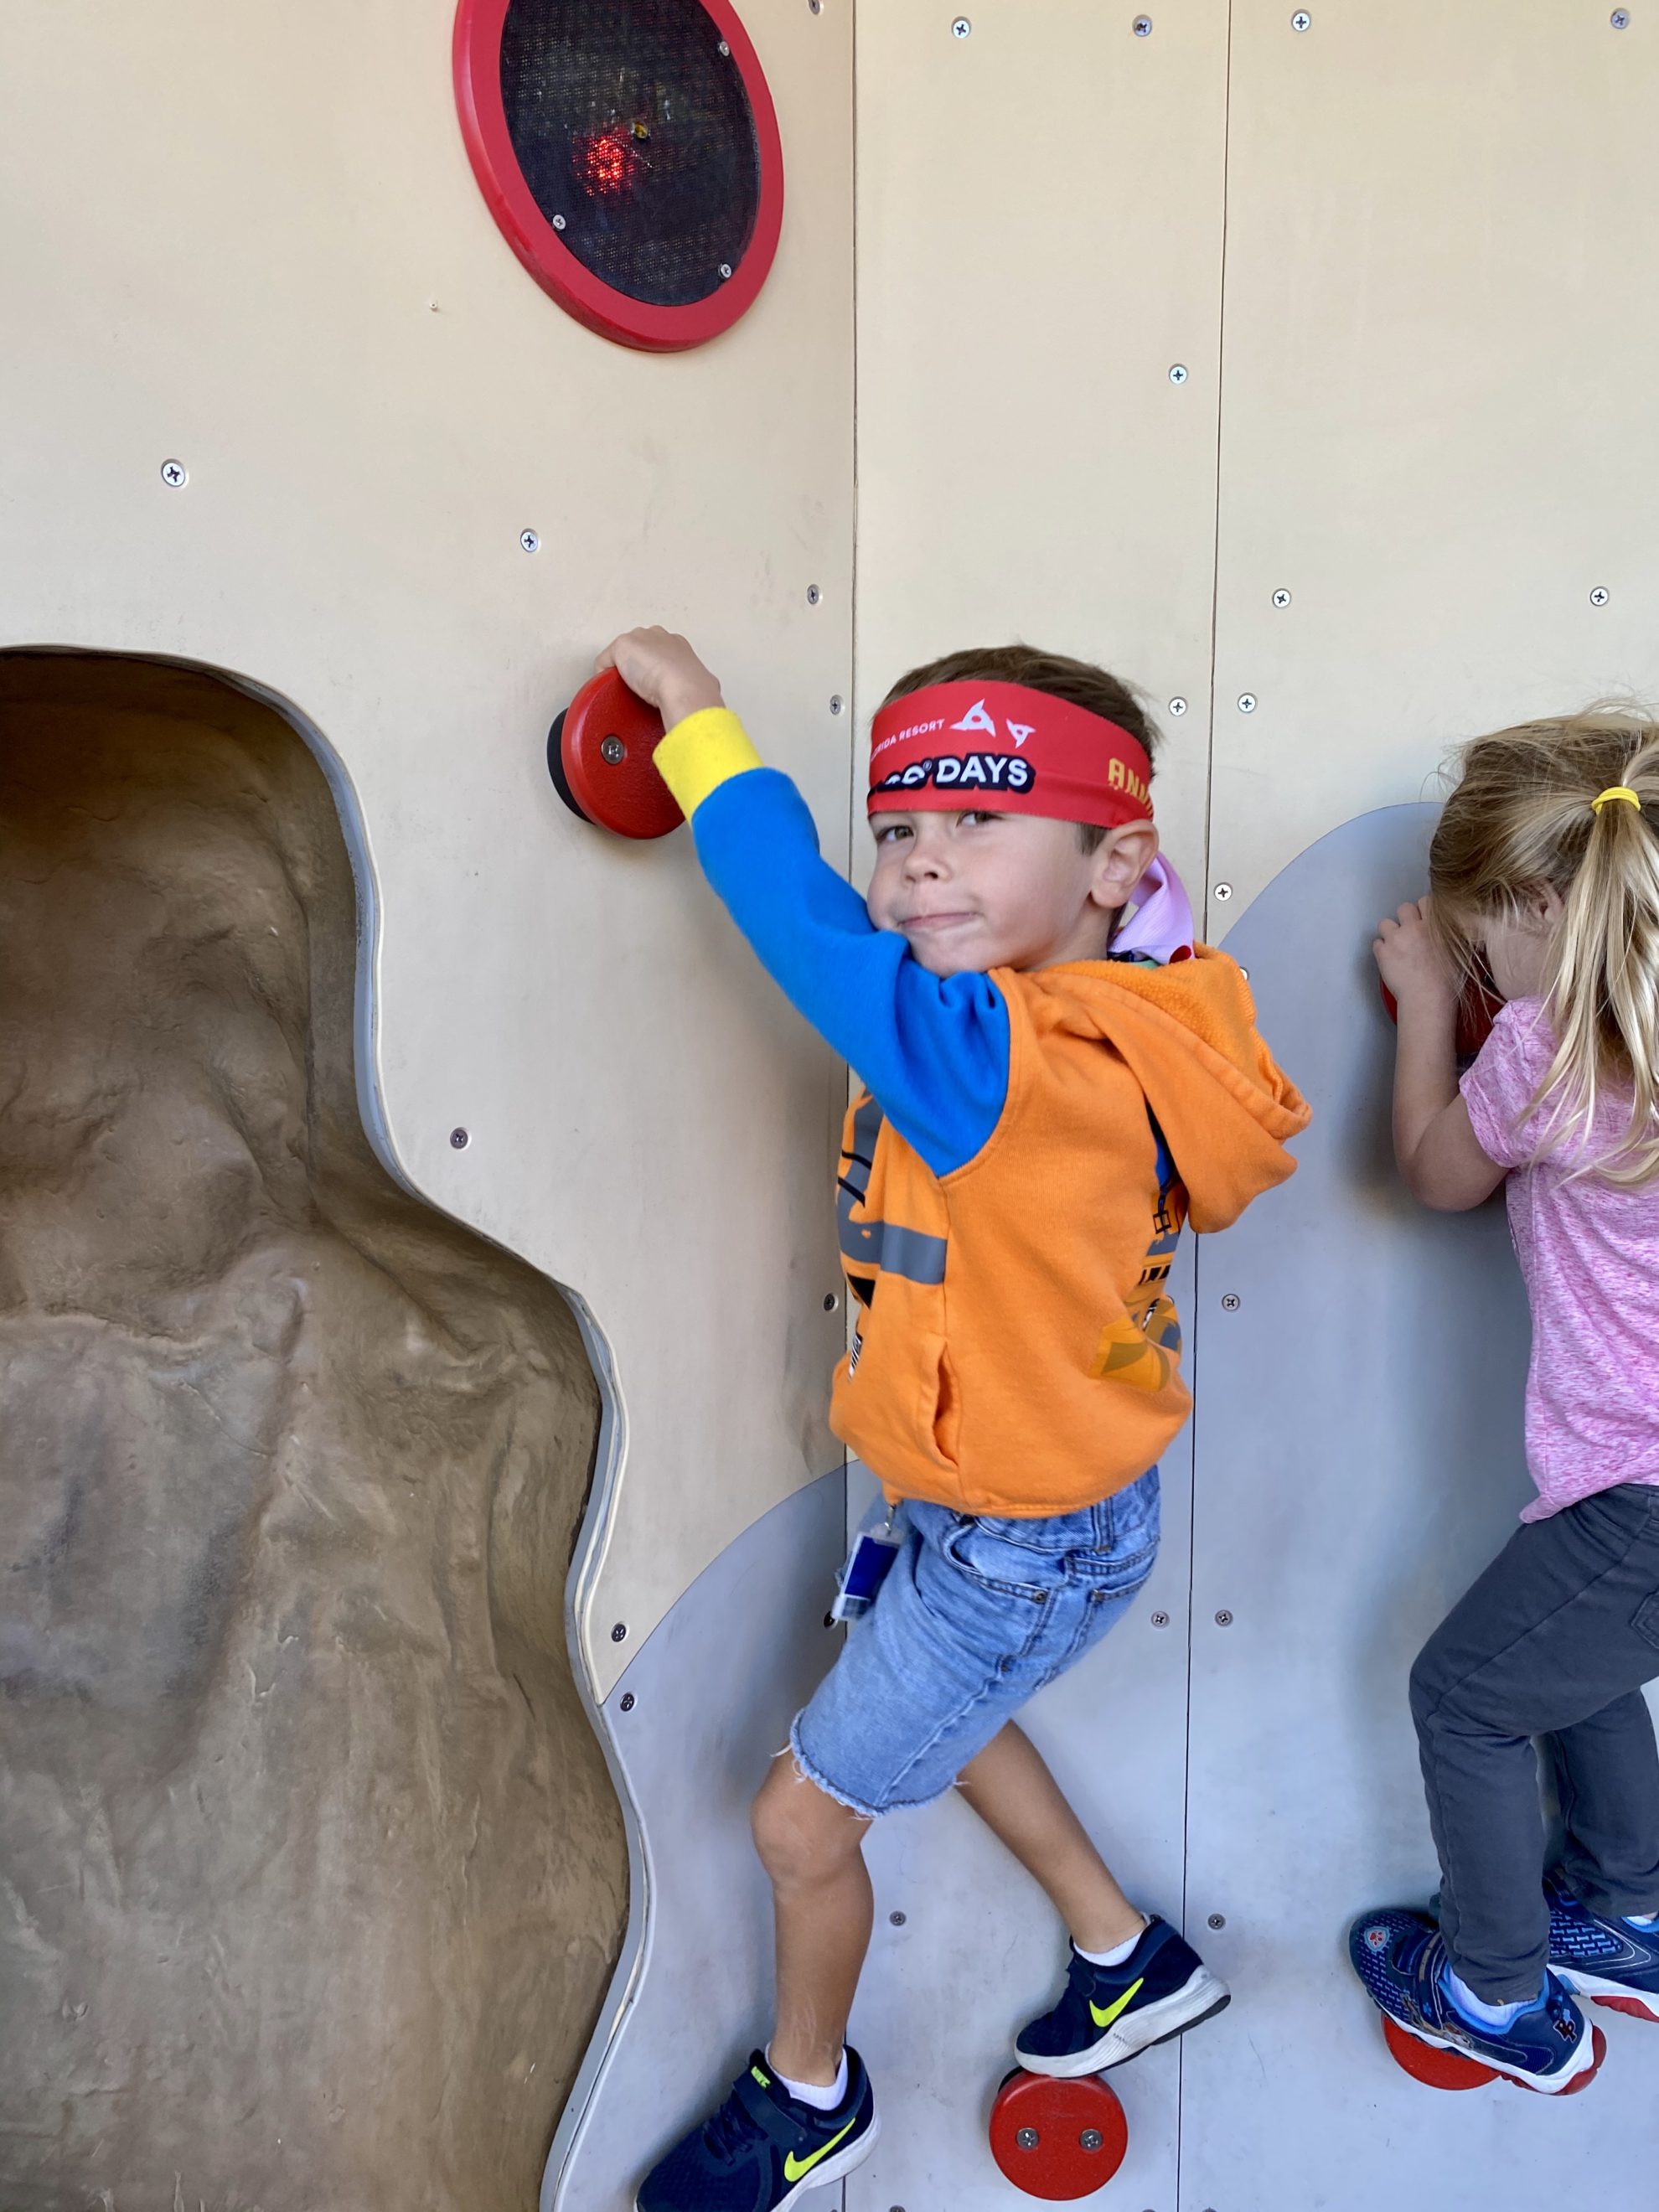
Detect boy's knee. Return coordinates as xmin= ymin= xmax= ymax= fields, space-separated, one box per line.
xmin=751 ymin=1757 xmax=864 ymax=1883
xmin=1408 ymin=1630 xmax=1455 ymax=1729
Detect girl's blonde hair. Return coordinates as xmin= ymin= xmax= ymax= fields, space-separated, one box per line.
xmin=1430 ymin=710 xmax=1659 ymax=1187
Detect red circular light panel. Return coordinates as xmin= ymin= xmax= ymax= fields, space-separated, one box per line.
xmin=453 ymin=0 xmax=784 ymax=352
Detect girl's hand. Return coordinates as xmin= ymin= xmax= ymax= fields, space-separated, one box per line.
xmin=597 ymin=628 xmax=725 ymax=731
xmin=1372 ymin=897 xmax=1457 ymax=1010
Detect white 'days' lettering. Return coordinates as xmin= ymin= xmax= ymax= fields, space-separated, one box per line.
xmin=873 ymin=752 xmax=1036 ymax=797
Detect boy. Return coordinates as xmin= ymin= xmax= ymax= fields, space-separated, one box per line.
xmin=599 ymin=628 xmax=1309 ymax=2210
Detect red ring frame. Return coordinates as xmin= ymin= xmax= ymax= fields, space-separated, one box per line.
xmin=452 ymin=0 xmax=784 ymax=352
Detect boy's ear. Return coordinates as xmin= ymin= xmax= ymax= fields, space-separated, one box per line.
xmin=1088 ymin=820 xmax=1159 ymax=910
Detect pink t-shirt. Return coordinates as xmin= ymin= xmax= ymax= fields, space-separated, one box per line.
xmin=1461 ymin=998 xmax=1659 ymax=1522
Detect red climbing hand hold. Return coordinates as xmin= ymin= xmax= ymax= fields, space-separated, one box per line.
xmin=547 ymin=667 xmax=682 ymax=840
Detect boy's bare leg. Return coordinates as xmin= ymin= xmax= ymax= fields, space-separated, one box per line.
xmin=752 ymin=1754 xmax=875 ymax=2085
xmin=956 ymin=1722 xmax=1145 ymax=1952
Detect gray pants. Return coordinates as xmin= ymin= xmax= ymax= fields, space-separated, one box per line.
xmin=1410 ymin=1482 xmax=1659 ymax=2003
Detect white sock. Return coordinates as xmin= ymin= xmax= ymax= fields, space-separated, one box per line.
xmin=1442 ymin=1964 xmax=1531 ymax=2031
xmin=1078 ymin=1915 xmax=1148 ymax=1969
xmin=769 ymin=2048 xmax=848 ymax=2112
xmin=1625 ymin=1910 xmax=1659 ymax=1929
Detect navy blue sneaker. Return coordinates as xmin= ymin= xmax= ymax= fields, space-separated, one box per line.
xmin=1015 ymin=1918 xmax=1230 ymax=2076
xmin=636 ymin=2050 xmax=878 ymax=2212
xmin=1349 ymin=1907 xmax=1598 ymax=2094
xmin=1547 ymin=1868 xmax=1659 ymax=2023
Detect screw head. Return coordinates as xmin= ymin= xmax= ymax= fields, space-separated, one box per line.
xmin=1272 ymin=587 xmax=1292 ymax=607
xmin=619 ymin=1693 xmax=636 ymax=1712
xmin=1133 ymin=13 xmax=1153 ymax=33
xmin=1215 ymin=1609 xmax=1234 ymax=1626
xmin=1080 ymin=2128 xmax=1104 ymax=2152
xmin=830 ymin=695 xmax=844 ymax=715
xmin=1292 ymin=8 xmax=1311 ymax=27
xmin=1238 ymin=693 xmax=1258 ymax=713
xmin=1612 ymin=7 xmax=1631 ymax=23
xmin=160 ymin=459 xmax=188 ymax=487
xmin=1221 ymin=1292 xmax=1241 ymax=1311
xmin=806 ymin=583 xmax=822 ymax=605
xmin=520 ymin=529 xmax=540 ymax=553
xmin=1150 ymin=1610 xmax=1171 ymax=1628
xmin=552 ymin=213 xmax=567 ymax=231
xmin=889 ymin=1910 xmax=907 ymax=1925
xmin=809 ymin=0 xmax=822 ymax=12
xmin=1168 ymin=695 xmax=1188 ymax=716
xmin=1213 ymin=881 xmax=1233 ymax=902
xmin=600 ymin=734 xmax=628 ymax=765
xmin=1169 ymin=362 xmax=1189 ymax=384
xmin=449 ymin=1127 xmax=470 ymax=1150
xmin=823 ymin=1291 xmax=839 ymax=1311
xmin=1208 ymin=1912 xmax=1227 ymax=1929
xmin=611 ymin=1622 xmax=628 ymax=1643
xmin=1016 ymin=2127 xmax=1040 ymax=2150
xmin=951 ymin=15 xmax=971 ymax=35
xmin=717 ymin=261 xmax=733 ymax=281
xmin=718 ymin=37 xmax=731 ymax=53
xmin=1591 ymin=586 xmax=1610 ymax=607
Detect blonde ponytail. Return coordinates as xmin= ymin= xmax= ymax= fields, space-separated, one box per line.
xmin=1429 ymin=712 xmax=1659 ymax=1186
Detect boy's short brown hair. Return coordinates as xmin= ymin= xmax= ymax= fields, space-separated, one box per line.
xmin=880 ymin=644 xmax=1160 ymax=851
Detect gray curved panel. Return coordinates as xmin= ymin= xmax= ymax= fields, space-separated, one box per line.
xmin=1183 ymin=804 xmax=1657 ymax=2206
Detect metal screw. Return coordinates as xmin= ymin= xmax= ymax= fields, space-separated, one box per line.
xmin=809 ymin=0 xmax=822 ymax=12
xmin=449 ymin=1127 xmax=470 ymax=1150
xmin=1215 ymin=1610 xmax=1234 ymax=1626
xmin=717 ymin=262 xmax=733 ymax=281
xmin=1133 ymin=13 xmax=1153 ymax=33
xmin=552 ymin=214 xmax=567 ymax=231
xmin=1150 ymin=1610 xmax=1171 ymax=1628
xmin=889 ymin=1910 xmax=907 ymax=1925
xmin=1238 ymin=693 xmax=1258 ymax=713
xmin=806 ymin=583 xmax=821 ymax=605
xmin=1239 ymin=964 xmax=1250 ymax=980
xmin=951 ymin=15 xmax=971 ymax=35
xmin=160 ymin=459 xmax=188 ymax=487
xmin=520 ymin=529 xmax=540 ymax=553
xmin=718 ymin=38 xmax=731 ymax=54
xmin=1080 ymin=2128 xmax=1104 ymax=2152
xmin=611 ymin=1622 xmax=628 ymax=1643
xmin=1169 ymin=363 xmax=1189 ymax=384
xmin=830 ymin=695 xmax=844 ymax=715
xmin=600 ymin=735 xmax=627 ymax=765
xmin=1292 ymin=8 xmax=1311 ymax=27
xmin=619 ymin=1693 xmax=636 ymax=1712
xmin=1168 ymin=696 xmax=1188 ymax=716
xmin=1213 ymin=881 xmax=1233 ymax=901
xmin=823 ymin=1292 xmax=839 ymax=1311
xmin=1272 ymin=587 xmax=1292 ymax=607
xmin=1208 ymin=1912 xmax=1227 ymax=1929
xmin=1016 ymin=2127 xmax=1040 ymax=2150
xmin=1591 ymin=586 xmax=1610 ymax=607
xmin=1613 ymin=7 xmax=1631 ymax=23
xmin=1221 ymin=1293 xmax=1241 ymax=1311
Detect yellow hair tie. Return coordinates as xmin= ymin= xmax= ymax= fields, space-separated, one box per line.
xmin=1591 ymin=786 xmax=1642 ymax=814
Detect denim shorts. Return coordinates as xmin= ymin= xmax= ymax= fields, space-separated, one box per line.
xmin=791 ymin=1467 xmax=1160 ymax=1818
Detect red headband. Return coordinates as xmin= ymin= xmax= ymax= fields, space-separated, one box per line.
xmin=867 ymin=680 xmax=1154 ymax=830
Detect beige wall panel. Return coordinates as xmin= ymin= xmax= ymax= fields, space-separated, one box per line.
xmin=855 ymin=0 xmax=1229 ymax=881
xmin=1211 ymin=1 xmax=1659 ymax=920
xmin=0 ymin=0 xmax=855 ymax=1698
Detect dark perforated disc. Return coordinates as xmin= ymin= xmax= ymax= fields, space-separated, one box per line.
xmin=454 ymin=0 xmax=783 ymax=349
xmin=549 ymin=669 xmax=681 ymax=840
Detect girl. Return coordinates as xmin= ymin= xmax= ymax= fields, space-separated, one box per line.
xmin=1351 ymin=713 xmax=1659 ymax=2094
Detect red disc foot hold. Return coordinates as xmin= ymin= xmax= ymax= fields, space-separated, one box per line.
xmin=1378 ymin=975 xmax=1501 ymax=1059
xmin=547 ymin=669 xmax=680 ymax=840
xmin=1381 ymin=2012 xmax=1497 ymax=2091
xmin=989 ymin=2070 xmax=1128 ymax=2199
xmin=1594 ymin=1992 xmax=1659 ymax=2022
xmin=1552 ymin=2023 xmax=1608 ymax=2096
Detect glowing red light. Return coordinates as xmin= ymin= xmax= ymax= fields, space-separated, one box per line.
xmin=580 ymin=131 xmax=638 ymax=197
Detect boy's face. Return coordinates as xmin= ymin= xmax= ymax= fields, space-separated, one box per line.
xmin=866 ymin=807 xmax=1158 ymax=976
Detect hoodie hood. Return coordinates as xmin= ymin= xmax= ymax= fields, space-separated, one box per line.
xmin=1026 ymin=947 xmax=1310 ymax=1232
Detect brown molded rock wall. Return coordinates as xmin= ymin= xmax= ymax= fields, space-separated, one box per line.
xmin=0 ymin=654 xmax=627 ymax=2211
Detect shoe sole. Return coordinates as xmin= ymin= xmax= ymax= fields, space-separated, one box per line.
xmin=1555 ymin=1967 xmax=1659 ymax=2022
xmin=1015 ymin=1967 xmax=1232 ymax=2079
xmin=1379 ymin=2009 xmax=1603 ymax=2096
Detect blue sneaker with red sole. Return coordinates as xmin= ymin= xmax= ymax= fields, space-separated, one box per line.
xmin=1350 ymin=1907 xmax=1601 ymax=2095
xmin=1547 ymin=1868 xmax=1659 ymax=2023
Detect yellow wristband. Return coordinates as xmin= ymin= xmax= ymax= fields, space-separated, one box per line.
xmin=654 ymin=706 xmax=764 ymax=819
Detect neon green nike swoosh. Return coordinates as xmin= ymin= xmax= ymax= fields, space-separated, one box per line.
xmin=1089 ymin=1977 xmax=1145 ymax=2031
xmin=783 ymin=2116 xmax=856 ymax=2184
